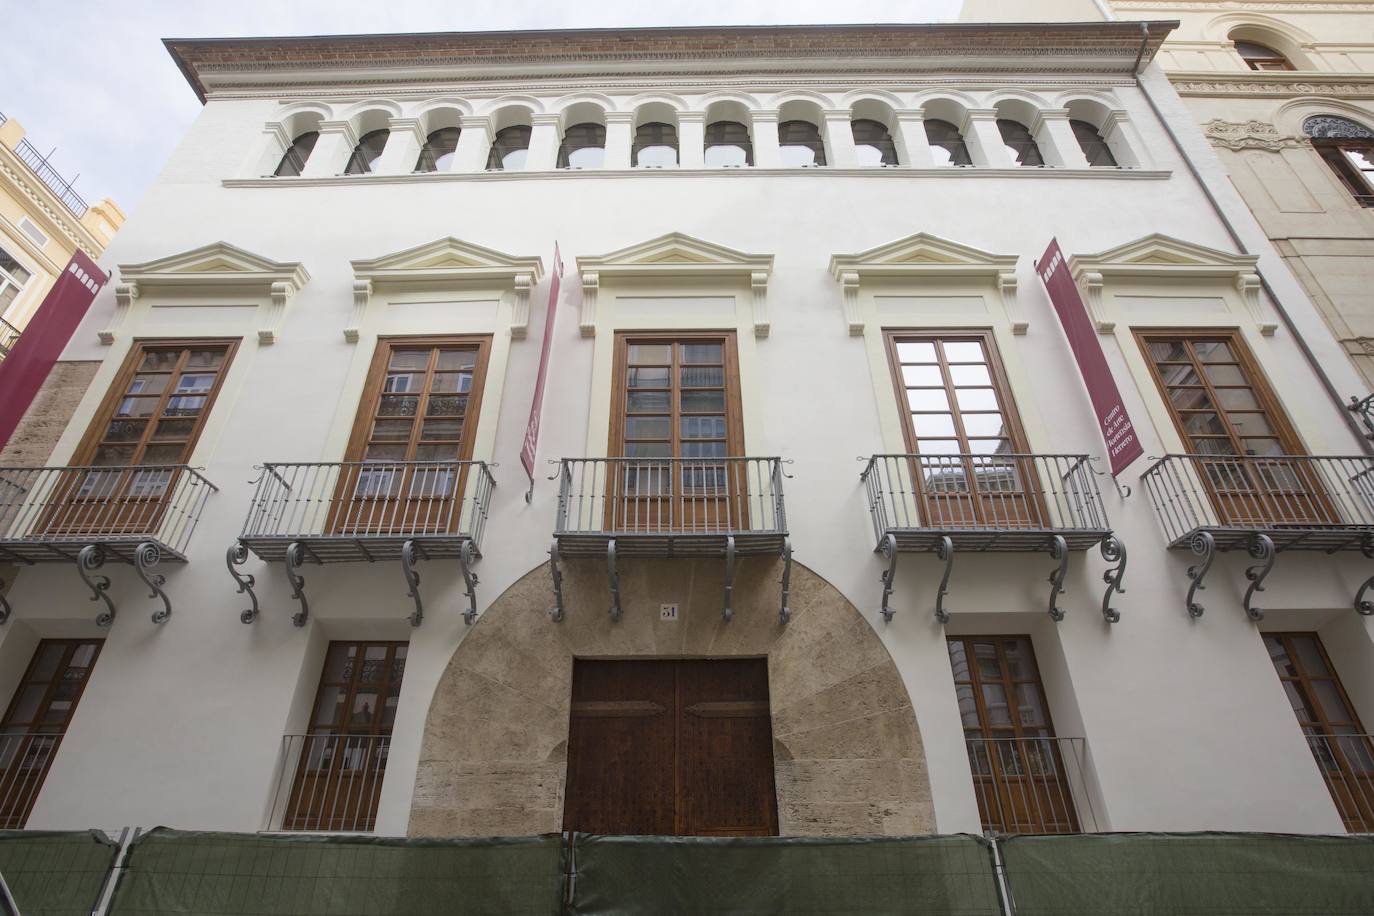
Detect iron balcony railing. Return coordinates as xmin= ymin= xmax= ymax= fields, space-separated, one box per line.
xmin=861 ymin=453 xmax=1110 ymax=551
xmin=0 ymin=731 xmax=63 ymax=830
xmin=267 ymin=733 xmax=391 ymax=833
xmin=1141 ymin=454 xmax=1374 ymax=550
xmin=240 ymin=460 xmax=495 ymax=561
xmin=0 ymin=465 xmax=217 ymax=562
xmin=553 ymin=456 xmax=787 ymax=555
xmin=965 ymin=735 xmax=1098 ymax=835
xmin=1304 ymin=731 xmax=1374 ymax=834
xmin=0 ymin=316 xmax=19 ymax=362
xmin=14 ymin=139 xmax=87 ymax=217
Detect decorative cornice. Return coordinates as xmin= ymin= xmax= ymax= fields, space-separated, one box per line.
xmin=1116 ymin=1 xmax=1374 ymax=9
xmin=1171 ymin=71 xmax=1374 ymax=99
xmin=0 ymin=149 xmax=100 ymax=258
xmin=1203 ymin=119 xmax=1306 ymax=151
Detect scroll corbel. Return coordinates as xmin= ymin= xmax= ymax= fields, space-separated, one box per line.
xmin=99 ymin=282 xmax=137 ymax=345
xmin=227 ymin=541 xmax=260 ymax=624
xmin=344 ymin=278 xmax=371 ymax=343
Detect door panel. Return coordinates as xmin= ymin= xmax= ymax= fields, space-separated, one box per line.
xmin=563 ymin=658 xmax=778 ymax=836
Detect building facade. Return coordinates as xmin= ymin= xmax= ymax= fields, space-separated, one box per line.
xmin=1 ymin=22 xmax=1373 ymax=849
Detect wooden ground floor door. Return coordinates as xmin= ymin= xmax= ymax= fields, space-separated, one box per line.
xmin=563 ymin=658 xmax=779 ymax=836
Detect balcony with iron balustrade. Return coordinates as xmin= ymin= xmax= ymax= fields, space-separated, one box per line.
xmin=228 ymin=460 xmax=494 ymax=628
xmin=859 ymin=453 xmax=1125 ymax=623
xmin=1140 ymin=454 xmax=1374 ymax=620
xmin=548 ymin=456 xmax=791 ymax=622
xmin=0 ymin=465 xmax=217 ymax=625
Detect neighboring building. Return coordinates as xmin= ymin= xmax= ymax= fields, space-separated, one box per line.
xmin=2 ymin=20 xmax=1374 ymax=896
xmin=0 ymin=113 xmax=123 ymax=360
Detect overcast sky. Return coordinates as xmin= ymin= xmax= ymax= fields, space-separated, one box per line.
xmin=2 ymin=0 xmax=961 ymax=215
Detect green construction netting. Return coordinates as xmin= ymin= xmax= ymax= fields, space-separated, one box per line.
xmin=568 ymin=834 xmax=1002 ymax=916
xmin=106 ymin=828 xmax=566 ymax=916
xmin=1000 ymin=832 xmax=1374 ymax=916
xmin=0 ymin=830 xmax=118 ymax=916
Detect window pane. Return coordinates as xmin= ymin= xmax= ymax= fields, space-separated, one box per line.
xmin=139 ymin=351 xmax=180 ymax=372
xmin=379 ymin=396 xmax=419 ymax=417
xmin=943 ymin=342 xmax=985 ymax=363
xmin=1002 ymin=639 xmax=1039 ymax=680
xmin=389 ymin=350 xmax=431 ymax=370
xmin=912 ymin=413 xmax=956 ymax=437
xmin=982 ymin=685 xmax=1012 ymax=725
xmin=628 ymin=345 xmax=671 ymax=365
xmin=901 ymin=365 xmax=943 ymax=386
xmin=626 ymin=417 xmax=670 ymax=439
xmin=625 ymin=442 xmax=672 ymax=458
xmin=681 ymin=416 xmax=726 ymax=439
xmin=421 ymin=418 xmax=463 ymax=440
xmin=906 ymin=389 xmax=950 ymax=411
xmin=955 ymin=388 xmax=999 ymax=411
xmin=186 ymin=350 xmax=225 ymax=369
xmin=681 ymin=390 xmax=725 ymax=413
xmin=1313 ymin=680 xmax=1355 ymax=722
xmin=425 ymin=395 xmax=467 ymax=417
xmin=105 ymin=419 xmax=147 ymax=442
xmin=681 ymin=344 xmax=722 ymax=364
xmin=949 ymin=364 xmax=991 ymax=386
xmin=896 ymin=341 xmax=937 ymax=362
xmin=627 ymin=390 xmax=670 ymax=413
xmin=1292 ymin=637 xmax=1329 ymax=676
xmin=962 ymin=413 xmax=1007 ymax=437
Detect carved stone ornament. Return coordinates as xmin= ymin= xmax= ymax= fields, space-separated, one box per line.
xmin=1203 ymin=119 xmax=1304 ymax=152
xmin=1175 ymin=79 xmax=1374 ymax=99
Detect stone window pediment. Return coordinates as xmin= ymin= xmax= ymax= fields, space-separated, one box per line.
xmin=828 ymin=232 xmax=1022 ymax=334
xmin=347 ymin=236 xmax=544 ymax=341
xmin=1067 ymin=233 xmax=1270 ymax=334
xmin=576 ymin=232 xmax=774 ymax=337
xmin=106 ymin=241 xmax=309 ymax=345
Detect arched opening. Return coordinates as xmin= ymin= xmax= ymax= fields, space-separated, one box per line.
xmin=777 ymin=101 xmax=827 ymax=167
xmin=1306 ymin=115 xmax=1374 ymax=206
xmin=703 ymin=100 xmax=753 ymax=167
xmin=274 ymin=131 xmax=320 ymax=177
xmin=345 ymin=129 xmax=390 ymax=175
xmin=925 ymin=120 xmax=971 ymax=167
xmin=997 ymin=120 xmax=1044 ymax=167
xmin=1226 ymin=26 xmax=1305 ymax=71
xmin=1234 ymin=39 xmax=1294 ymax=71
xmin=414 ymin=107 xmax=464 ymax=173
xmin=850 ymin=100 xmax=899 ymax=167
xmin=633 ymin=102 xmax=679 ymax=168
xmin=557 ymin=102 xmax=609 ymax=169
xmin=1065 ymin=100 xmax=1130 ymax=167
xmin=485 ymin=106 xmax=534 ymax=171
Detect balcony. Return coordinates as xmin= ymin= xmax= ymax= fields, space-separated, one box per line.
xmin=0 ymin=730 xmax=63 ymax=830
xmin=230 ymin=461 xmax=494 ymax=627
xmin=965 ymin=735 xmax=1099 ymax=835
xmin=14 ymin=138 xmax=88 ymax=217
xmin=860 ymin=453 xmax=1123 ymax=623
xmin=0 ymin=465 xmax=217 ymax=625
xmin=549 ymin=456 xmax=791 ymax=622
xmin=1140 ymin=454 xmax=1374 ymax=619
xmin=0 ymin=316 xmax=19 ymax=362
xmin=265 ymin=733 xmax=390 ymax=833
xmin=1303 ymin=731 xmax=1374 ymax=833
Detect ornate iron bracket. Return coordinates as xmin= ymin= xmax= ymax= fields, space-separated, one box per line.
xmin=459 ymin=540 xmax=479 ymax=626
xmin=227 ymin=541 xmax=259 ymax=624
xmin=78 ymin=544 xmax=116 ymax=627
xmin=284 ymin=541 xmax=318 ymax=628
xmin=401 ymin=540 xmax=426 ymax=628
xmin=935 ymin=536 xmax=954 ymax=625
xmin=1046 ymin=535 xmax=1069 ymax=622
xmin=719 ymin=535 xmax=736 ymax=622
xmin=1185 ymin=531 xmax=1216 ymax=619
xmin=549 ymin=540 xmax=565 ymax=623
xmin=779 ymin=537 xmax=793 ymax=624
xmin=1243 ymin=533 xmax=1276 ymax=622
xmin=1355 ymin=537 xmax=1374 ymax=615
xmin=0 ymin=576 xmax=10 ymax=625
xmin=1100 ymin=535 xmax=1126 ymax=624
xmin=135 ymin=542 xmax=171 ymax=624
xmin=879 ymin=533 xmax=898 ymax=623
xmin=607 ymin=538 xmax=622 ymax=622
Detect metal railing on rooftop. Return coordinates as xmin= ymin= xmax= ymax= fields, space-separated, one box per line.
xmin=0 ymin=465 xmax=216 ymax=562
xmin=966 ymin=735 xmax=1098 ymax=835
xmin=1141 ymin=454 xmax=1374 ymax=549
xmin=0 ymin=730 xmax=63 ymax=830
xmin=267 ymin=733 xmax=391 ymax=833
xmin=13 ymin=138 xmax=87 ymax=217
xmin=861 ymin=453 xmax=1110 ymax=551
xmin=239 ymin=460 xmax=494 ymax=561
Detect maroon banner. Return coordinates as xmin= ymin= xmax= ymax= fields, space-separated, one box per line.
xmin=520 ymin=244 xmax=563 ymax=496
xmin=0 ymin=251 xmax=107 ymax=450
xmin=1037 ymin=238 xmax=1143 ymax=476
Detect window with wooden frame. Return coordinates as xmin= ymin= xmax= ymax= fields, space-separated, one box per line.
xmin=948 ymin=636 xmax=1079 ymax=834
xmin=44 ymin=340 xmax=236 ymax=535
xmin=1138 ymin=329 xmax=1328 ymax=525
xmin=1233 ymin=40 xmax=1296 ymax=71
xmin=885 ymin=330 xmax=1043 ymax=528
xmin=608 ymin=332 xmax=746 ymax=532
xmin=0 ymin=639 xmax=103 ymax=829
xmin=334 ymin=337 xmax=491 ymax=535
xmin=1264 ymin=633 xmax=1374 ymax=832
xmin=283 ymin=641 xmax=406 ymax=832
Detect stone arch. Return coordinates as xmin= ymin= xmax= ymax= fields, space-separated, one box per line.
xmin=409 ymin=556 xmax=934 ymax=837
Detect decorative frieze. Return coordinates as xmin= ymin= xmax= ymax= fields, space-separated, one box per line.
xmin=1203 ymin=119 xmax=1305 ymax=152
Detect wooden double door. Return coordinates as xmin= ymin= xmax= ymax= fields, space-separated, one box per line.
xmin=563 ymin=658 xmax=779 ymax=836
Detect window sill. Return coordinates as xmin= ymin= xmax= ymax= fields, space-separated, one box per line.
xmin=227 ymin=166 xmax=1170 ymax=188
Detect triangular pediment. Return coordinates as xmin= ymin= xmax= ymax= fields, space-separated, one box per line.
xmin=1069 ymin=234 xmax=1259 ymax=277
xmin=578 ymin=233 xmax=773 ymax=276
xmin=352 ymin=237 xmax=543 ymax=281
xmin=829 ymin=232 xmax=1018 ymax=279
xmin=120 ymin=242 xmax=309 ymax=289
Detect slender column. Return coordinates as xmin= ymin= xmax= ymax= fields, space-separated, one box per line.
xmin=300 ymin=120 xmax=357 ymax=177
xmin=1036 ymin=109 xmax=1090 ymax=169
xmin=254 ymin=123 xmax=290 ymax=176
xmin=1101 ymin=111 xmax=1148 ymax=168
xmin=526 ymin=113 xmax=562 ymax=171
xmin=677 ymin=111 xmax=706 ymax=168
xmin=604 ymin=112 xmax=633 ymax=169
xmin=375 ymin=118 xmax=424 ymax=175
xmin=963 ymin=109 xmax=1012 ymax=168
xmin=821 ymin=109 xmax=858 ymax=168
xmin=892 ymin=109 xmax=934 ymax=168
xmin=750 ymin=109 xmax=781 ymax=168
xmin=453 ymin=115 xmax=495 ymax=172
